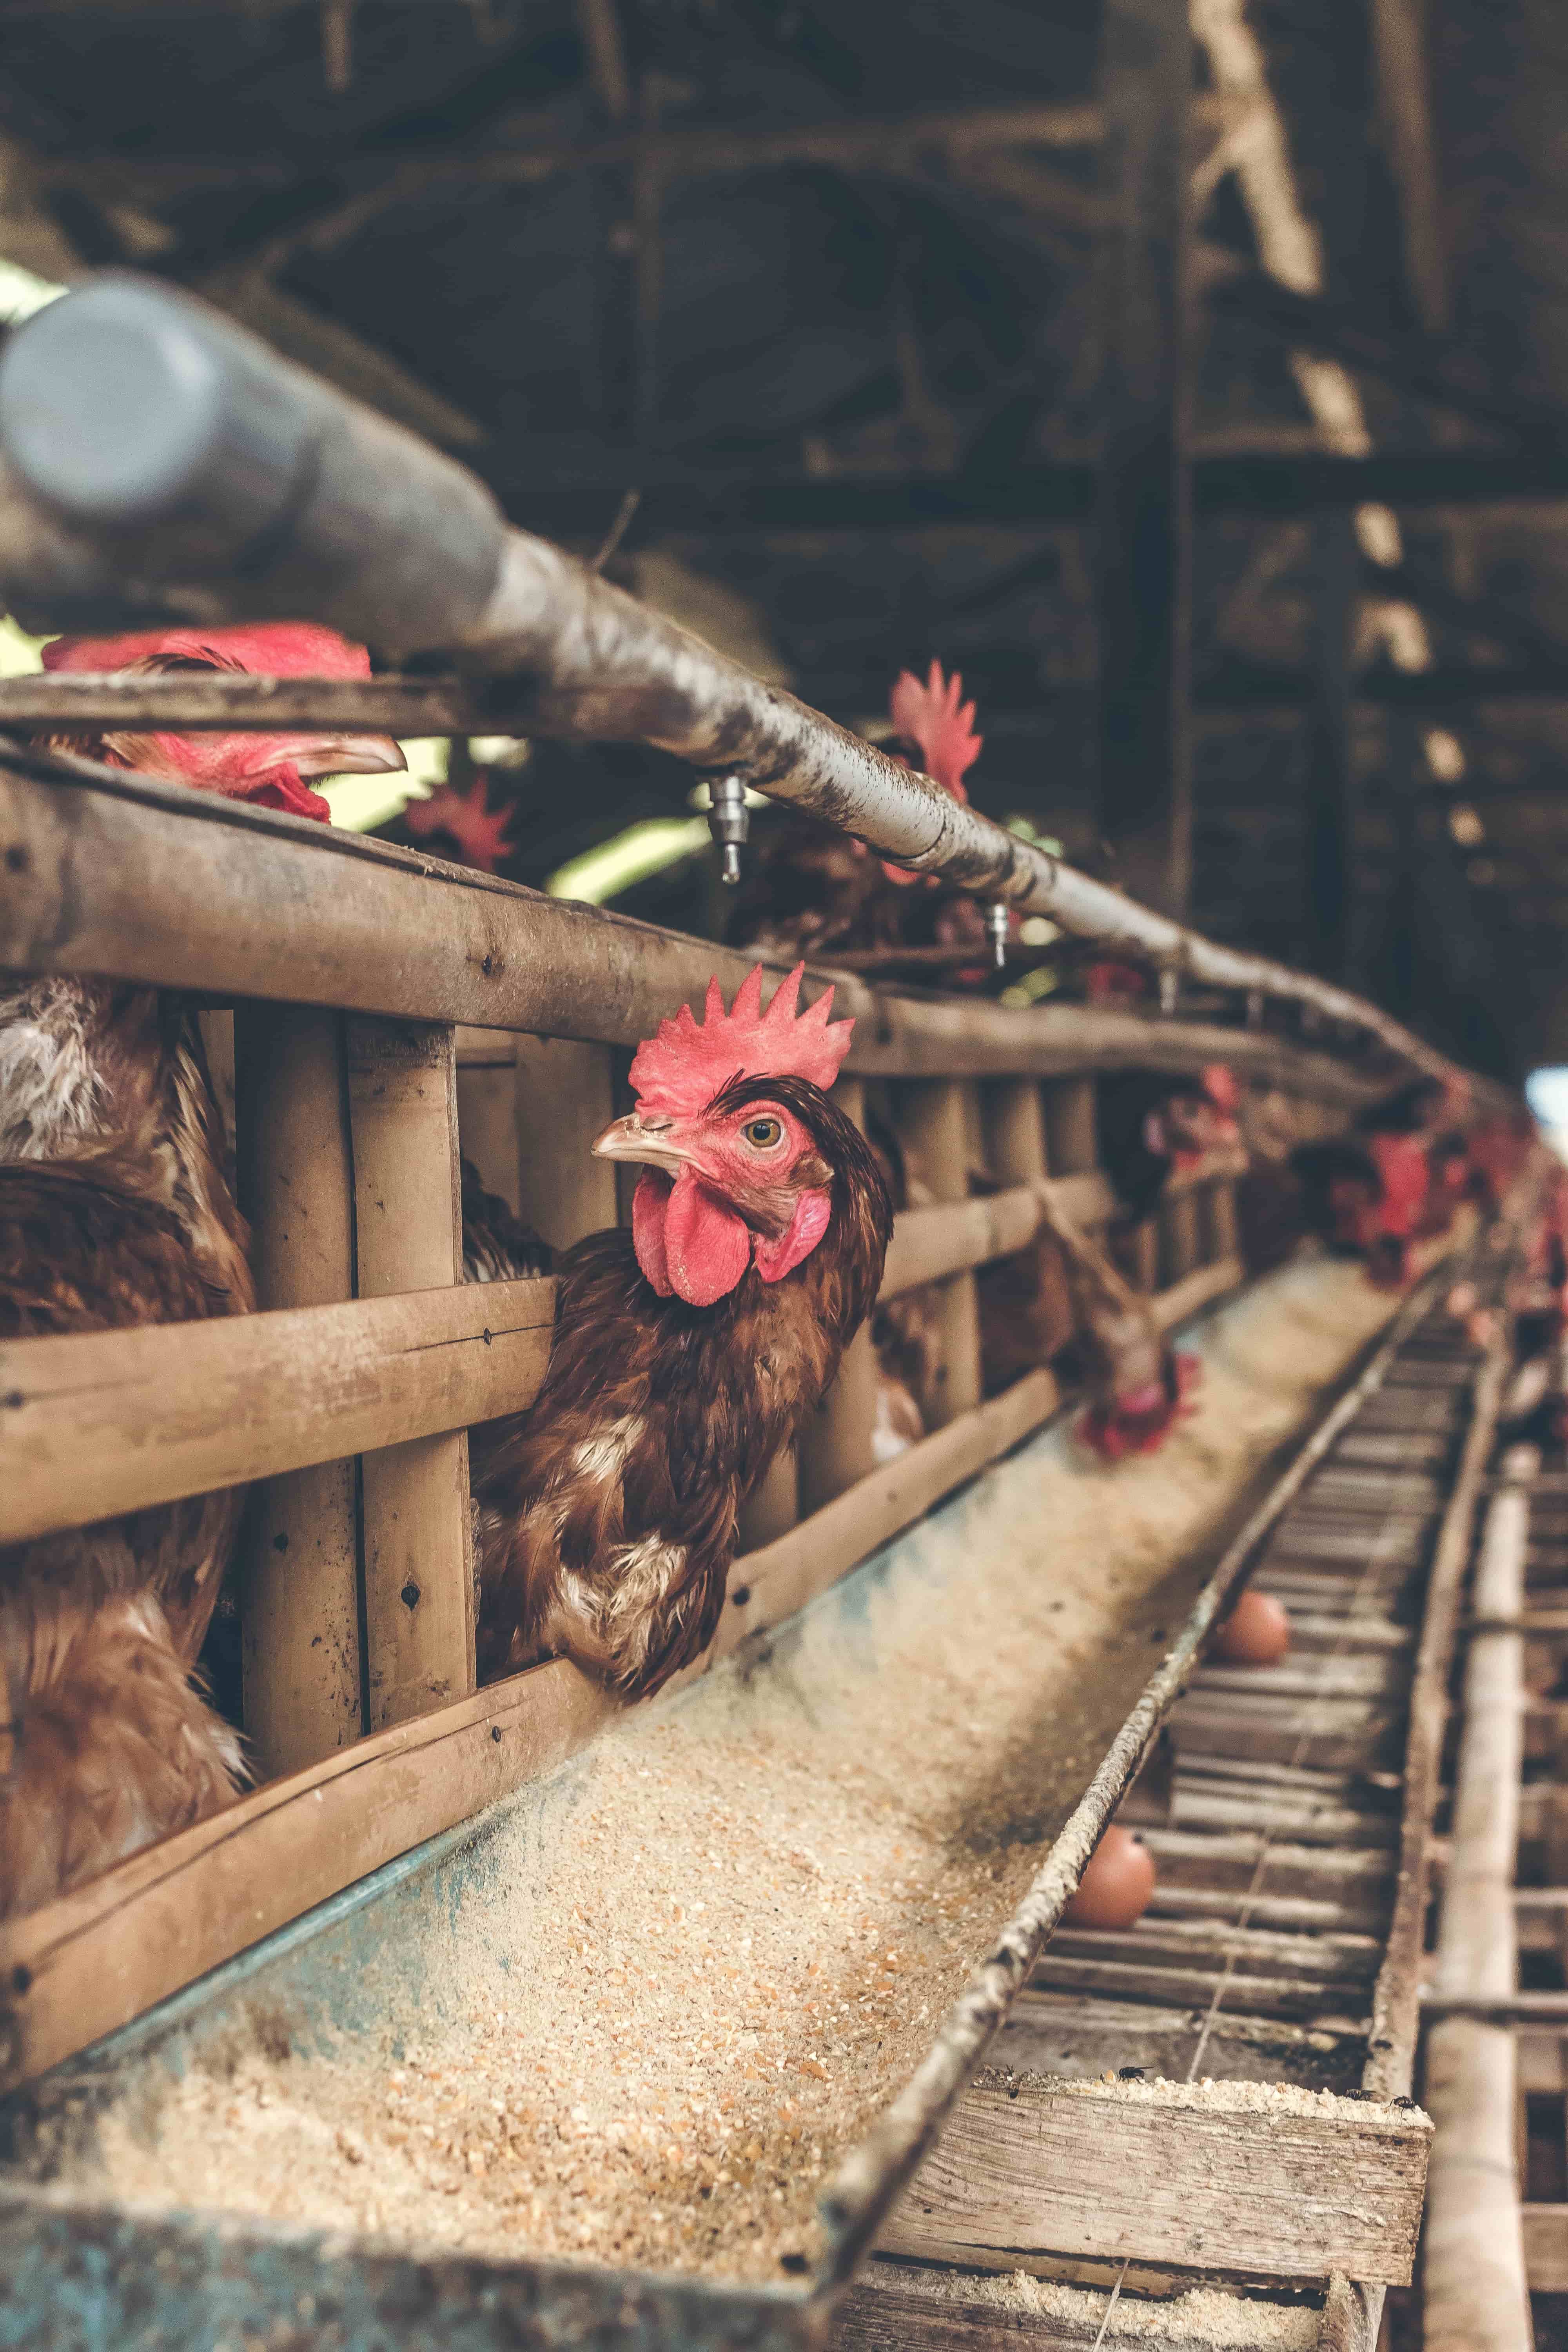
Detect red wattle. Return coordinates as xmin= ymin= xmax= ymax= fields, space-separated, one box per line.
xmin=633 ymin=1170 xmax=675 ymax=1296
xmin=753 ymin=1189 xmax=831 ymax=1282
xmin=662 ymin=1168 xmax=752 ymax=1305
xmin=228 ymin=766 xmax=333 ymax=822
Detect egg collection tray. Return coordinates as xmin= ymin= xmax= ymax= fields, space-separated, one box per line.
xmin=839 ymin=1269 xmax=1510 ymax=2348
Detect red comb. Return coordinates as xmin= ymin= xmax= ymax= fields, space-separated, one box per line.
xmin=42 ymin=622 xmax=372 ymax=679
xmin=629 ymin=963 xmax=853 ymax=1117
xmin=1202 ymin=1064 xmax=1240 ymax=1114
xmin=887 ymin=661 xmax=982 ymax=801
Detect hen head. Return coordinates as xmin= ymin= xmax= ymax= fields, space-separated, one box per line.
xmin=592 ymin=962 xmax=889 ymax=1310
xmin=1081 ymin=1334 xmax=1201 ymax=1462
xmin=1142 ymin=1065 xmax=1242 ymax=1172
xmin=41 ymin=621 xmax=404 ymax=821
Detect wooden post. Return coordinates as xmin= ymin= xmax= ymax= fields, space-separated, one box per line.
xmin=737 ymin=1446 xmax=799 ymax=1552
xmin=1305 ymin=514 xmax=1360 ymax=984
xmin=348 ymin=1018 xmax=475 ymax=1733
xmin=234 ymin=1004 xmax=364 ymax=1779
xmin=1159 ymin=1185 xmax=1200 ymax=1287
xmin=514 ymin=1033 xmax=619 ymax=1250
xmin=1201 ymin=1175 xmax=1240 ymax=1265
xmin=1094 ymin=0 xmax=1193 ymax=919
xmin=983 ymin=1076 xmax=1049 ymax=1186
xmin=894 ymin=1079 xmax=983 ymax=1430
xmin=1044 ymin=1077 xmax=1096 ymax=1176
xmin=454 ymin=1026 xmax=520 ymax=1214
xmin=1425 ymin=1443 xmax=1536 ymax=2352
xmin=797 ymin=1076 xmax=878 ymax=1514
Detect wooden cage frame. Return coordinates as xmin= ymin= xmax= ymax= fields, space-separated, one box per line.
xmin=0 ymin=728 xmax=1378 ymax=2092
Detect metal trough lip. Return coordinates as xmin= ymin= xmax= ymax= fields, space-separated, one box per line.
xmin=0 ymin=1261 xmax=1471 ymax=2347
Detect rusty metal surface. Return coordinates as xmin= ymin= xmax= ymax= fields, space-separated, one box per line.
xmin=0 ymin=2184 xmax=820 ymax=2352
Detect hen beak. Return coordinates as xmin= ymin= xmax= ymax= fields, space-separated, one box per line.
xmin=591 ymin=1111 xmax=691 ymax=1175
xmin=264 ymin=734 xmax=408 ymax=781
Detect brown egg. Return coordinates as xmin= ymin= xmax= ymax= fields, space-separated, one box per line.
xmin=1063 ymin=1825 xmax=1155 ymax=1930
xmin=1215 ymin=1589 xmax=1291 ymax=1666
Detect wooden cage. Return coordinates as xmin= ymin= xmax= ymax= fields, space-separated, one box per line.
xmin=0 ymin=730 xmax=1382 ymax=2090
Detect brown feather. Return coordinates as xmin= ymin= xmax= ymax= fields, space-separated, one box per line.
xmin=471 ymin=1076 xmax=890 ymax=1699
xmin=0 ymin=974 xmax=253 ymax=1918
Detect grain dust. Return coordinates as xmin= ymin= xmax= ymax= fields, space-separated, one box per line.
xmin=90 ymin=1257 xmax=1401 ymax=2284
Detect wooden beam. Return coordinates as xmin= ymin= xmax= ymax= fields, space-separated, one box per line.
xmin=0 ymin=1278 xmax=557 ymax=1546
xmin=0 ymin=760 xmax=1391 ymax=1102
xmin=1369 ymin=0 xmax=1450 ymax=334
xmin=197 ymin=267 xmax=486 ymax=450
xmin=1093 ymin=0 xmax=1194 ymax=918
xmin=880 ymin=2069 xmax=1431 ymax=2283
xmin=1304 ymin=516 xmax=1359 ymax=984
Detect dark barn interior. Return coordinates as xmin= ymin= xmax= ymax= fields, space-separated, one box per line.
xmin=5 ymin=0 xmax=1568 ymax=1079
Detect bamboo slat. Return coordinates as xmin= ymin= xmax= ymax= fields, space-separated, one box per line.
xmin=797 ymin=1077 xmax=879 ymax=1512
xmin=512 ymin=1033 xmax=619 ymax=1250
xmin=0 ymin=1280 xmax=556 ymax=1545
xmin=1423 ymin=1442 xmax=1536 ymax=2352
xmin=895 ymin=1080 xmax=983 ymax=1430
xmin=232 ymin=1003 xmax=363 ymax=1778
xmin=454 ymin=1028 xmax=521 ymax=1214
xmin=0 ymin=1658 xmax=615 ymax=2094
xmin=348 ymin=1019 xmax=476 ymax=1730
xmin=0 ymin=755 xmax=1388 ymax=1098
xmin=1044 ymin=1075 xmax=1097 ymax=1178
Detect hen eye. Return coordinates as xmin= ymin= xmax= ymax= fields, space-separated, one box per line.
xmin=742 ymin=1115 xmax=783 ymax=1149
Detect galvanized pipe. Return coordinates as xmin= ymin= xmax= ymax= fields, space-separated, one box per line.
xmin=0 ymin=276 xmax=1469 ymax=1091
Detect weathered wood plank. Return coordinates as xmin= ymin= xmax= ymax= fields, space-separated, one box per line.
xmin=0 ymin=1658 xmax=615 ymax=2094
xmin=830 ymin=2259 xmax=1312 ymax=2350
xmin=232 ymin=1001 xmax=364 ymax=1779
xmin=0 ymin=1279 xmax=557 ymax=1544
xmin=881 ymin=2070 xmax=1430 ymax=2282
xmin=0 ymin=759 xmax=1383 ymax=1095
xmin=1094 ymin=0 xmax=1193 ymax=916
xmin=349 ymin=1018 xmax=477 ymax=1730
xmin=1522 ymin=2205 xmax=1568 ymax=2293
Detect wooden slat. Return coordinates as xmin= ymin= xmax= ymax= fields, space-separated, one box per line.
xmin=0 ymin=758 xmax=1383 ymax=1095
xmin=0 ymin=1279 xmax=557 ymax=1544
xmin=1523 ymin=2205 xmax=1568 ymax=2294
xmin=708 ymin=1370 xmax=1060 ymax=1674
xmin=232 ymin=1002 xmax=364 ymax=1779
xmin=877 ymin=1164 xmax=1230 ymax=1299
xmin=797 ymin=1077 xmax=880 ymax=1512
xmin=1424 ymin=1443 xmax=1536 ymax=2352
xmin=512 ymin=1032 xmax=618 ymax=1250
xmin=895 ymin=1080 xmax=984 ymax=1430
xmin=832 ymin=2261 xmax=1308 ymax=2350
xmin=349 ymin=1018 xmax=477 ymax=1730
xmin=0 ymin=1363 xmax=1064 ymax=2093
xmin=454 ymin=1032 xmax=521 ymax=1214
xmin=0 ymin=1658 xmax=615 ymax=2094
xmin=880 ymin=2070 xmax=1430 ymax=2282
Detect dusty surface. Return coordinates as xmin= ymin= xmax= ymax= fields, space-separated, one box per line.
xmin=909 ymin=2266 xmax=1320 ymax=2347
xmin=88 ymin=1256 xmax=1401 ymax=2284
xmin=1018 ymin=2072 xmax=1431 ymax=2127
